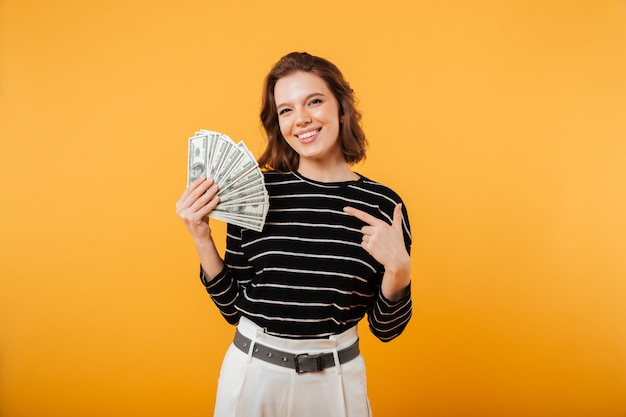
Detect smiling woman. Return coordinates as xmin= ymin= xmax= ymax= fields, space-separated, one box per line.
xmin=175 ymin=51 xmax=413 ymax=417
xmin=258 ymin=52 xmax=369 ymax=177
xmin=3 ymin=1 xmax=626 ymax=416
xmin=274 ymin=71 xmax=348 ymax=180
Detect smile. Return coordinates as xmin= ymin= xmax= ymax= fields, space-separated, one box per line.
xmin=296 ymin=129 xmax=320 ymax=140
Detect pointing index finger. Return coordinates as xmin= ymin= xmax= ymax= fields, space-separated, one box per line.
xmin=343 ymin=206 xmax=379 ymax=226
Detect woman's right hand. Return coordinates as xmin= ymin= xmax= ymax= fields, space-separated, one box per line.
xmin=175 ymin=177 xmax=220 ymax=243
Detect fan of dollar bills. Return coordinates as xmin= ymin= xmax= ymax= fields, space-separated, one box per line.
xmin=187 ymin=129 xmax=269 ymax=232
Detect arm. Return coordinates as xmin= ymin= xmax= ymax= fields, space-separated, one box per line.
xmin=175 ymin=177 xmax=244 ymax=324
xmin=175 ymin=176 xmax=224 ymax=280
xmin=343 ymin=203 xmax=411 ymax=301
xmin=344 ymin=203 xmax=413 ymax=341
xmin=203 ymin=223 xmax=256 ymax=324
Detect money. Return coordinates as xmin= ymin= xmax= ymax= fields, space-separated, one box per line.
xmin=187 ymin=135 xmax=209 ymax=185
xmin=187 ymin=129 xmax=269 ymax=232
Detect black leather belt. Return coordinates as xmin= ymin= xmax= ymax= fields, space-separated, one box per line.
xmin=233 ymin=329 xmax=360 ymax=373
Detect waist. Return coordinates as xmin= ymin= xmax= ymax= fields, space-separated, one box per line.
xmin=236 ymin=316 xmax=359 ymax=352
xmin=234 ymin=316 xmax=360 ymax=373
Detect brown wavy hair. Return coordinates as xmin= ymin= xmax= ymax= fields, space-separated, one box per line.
xmin=258 ymin=52 xmax=367 ymax=172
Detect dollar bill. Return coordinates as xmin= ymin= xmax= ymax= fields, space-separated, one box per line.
xmin=187 ymin=134 xmax=209 ymax=186
xmin=197 ymin=130 xmax=221 ymax=174
xmin=213 ymin=140 xmax=244 ymax=189
xmin=209 ymin=210 xmax=266 ymax=232
xmin=214 ymin=197 xmax=268 ymax=217
xmin=186 ymin=129 xmax=270 ymax=232
xmin=218 ymin=168 xmax=264 ymax=196
xmin=219 ymin=184 xmax=267 ymax=205
xmin=217 ymin=142 xmax=258 ymax=191
xmin=208 ymin=134 xmax=234 ymax=180
xmin=219 ymin=194 xmax=269 ymax=210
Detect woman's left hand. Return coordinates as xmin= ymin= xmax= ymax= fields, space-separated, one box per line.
xmin=343 ymin=203 xmax=408 ymax=267
xmin=343 ymin=204 xmax=411 ymax=300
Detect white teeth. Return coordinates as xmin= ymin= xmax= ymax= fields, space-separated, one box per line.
xmin=298 ymin=130 xmax=318 ymax=139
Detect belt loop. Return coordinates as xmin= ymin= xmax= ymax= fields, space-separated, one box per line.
xmin=327 ymin=334 xmax=341 ymax=375
xmin=246 ymin=340 xmax=256 ymax=363
xmin=247 ymin=327 xmax=264 ymax=363
xmin=332 ymin=349 xmax=342 ymax=375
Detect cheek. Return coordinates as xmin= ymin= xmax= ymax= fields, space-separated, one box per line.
xmin=319 ymin=107 xmax=340 ymax=126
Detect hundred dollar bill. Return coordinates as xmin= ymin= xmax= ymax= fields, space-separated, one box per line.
xmin=197 ymin=130 xmax=221 ymax=176
xmin=219 ymin=177 xmax=266 ymax=197
xmin=213 ymin=141 xmax=245 ymax=189
xmin=211 ymin=204 xmax=269 ymax=228
xmin=213 ymin=198 xmax=269 ymax=217
xmin=214 ymin=189 xmax=269 ymax=216
xmin=208 ymin=134 xmax=234 ymax=180
xmin=209 ymin=213 xmax=265 ymax=232
xmin=210 ymin=213 xmax=267 ymax=231
xmin=209 ymin=204 xmax=268 ymax=231
xmin=187 ymin=134 xmax=209 ymax=186
xmin=187 ymin=128 xmax=269 ymax=231
xmin=219 ymin=184 xmax=268 ymax=205
xmin=219 ymin=193 xmax=269 ymax=209
xmin=217 ymin=142 xmax=258 ymax=190
xmin=218 ymin=166 xmax=264 ymax=196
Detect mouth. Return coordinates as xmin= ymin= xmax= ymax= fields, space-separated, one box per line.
xmin=296 ymin=128 xmax=320 ymax=141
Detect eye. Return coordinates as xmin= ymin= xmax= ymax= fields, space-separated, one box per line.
xmin=278 ymin=108 xmax=291 ymax=116
xmin=308 ymin=98 xmax=323 ymax=106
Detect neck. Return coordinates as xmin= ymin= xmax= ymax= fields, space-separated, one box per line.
xmin=297 ymin=160 xmax=359 ymax=183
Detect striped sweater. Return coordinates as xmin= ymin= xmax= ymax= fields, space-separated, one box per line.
xmin=201 ymin=171 xmax=412 ymax=341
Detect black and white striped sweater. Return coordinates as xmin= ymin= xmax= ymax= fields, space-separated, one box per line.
xmin=201 ymin=171 xmax=412 ymax=341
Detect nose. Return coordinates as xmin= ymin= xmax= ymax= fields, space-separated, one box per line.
xmin=295 ymin=108 xmax=311 ymax=126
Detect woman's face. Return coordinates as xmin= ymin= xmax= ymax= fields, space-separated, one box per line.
xmin=274 ymin=71 xmax=343 ymax=166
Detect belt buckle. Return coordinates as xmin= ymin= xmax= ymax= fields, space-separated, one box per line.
xmin=294 ymin=353 xmax=323 ymax=373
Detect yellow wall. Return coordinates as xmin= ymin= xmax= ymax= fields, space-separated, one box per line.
xmin=1 ymin=1 xmax=625 ymax=416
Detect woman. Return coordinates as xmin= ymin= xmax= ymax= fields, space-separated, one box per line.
xmin=176 ymin=52 xmax=412 ymax=417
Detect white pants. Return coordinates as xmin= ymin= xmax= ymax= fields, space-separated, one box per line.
xmin=213 ymin=317 xmax=372 ymax=417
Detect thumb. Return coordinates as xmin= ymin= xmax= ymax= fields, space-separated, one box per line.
xmin=392 ymin=203 xmax=404 ymax=232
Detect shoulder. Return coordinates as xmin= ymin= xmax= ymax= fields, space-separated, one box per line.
xmin=354 ymin=175 xmax=412 ymax=246
xmin=350 ymin=175 xmax=404 ymax=206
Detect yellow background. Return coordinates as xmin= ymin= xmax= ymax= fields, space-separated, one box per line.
xmin=1 ymin=1 xmax=625 ymax=416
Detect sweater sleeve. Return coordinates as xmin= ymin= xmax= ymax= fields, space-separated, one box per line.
xmin=368 ymin=283 xmax=412 ymax=341
xmin=198 ymin=224 xmax=252 ymax=325
xmin=200 ymin=265 xmax=240 ymax=324
xmin=367 ymin=198 xmax=413 ymax=342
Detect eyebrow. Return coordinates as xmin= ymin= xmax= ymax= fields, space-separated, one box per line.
xmin=276 ymin=92 xmax=327 ymax=110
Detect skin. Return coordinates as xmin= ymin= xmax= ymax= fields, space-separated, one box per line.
xmin=343 ymin=204 xmax=411 ymax=302
xmin=176 ymin=177 xmax=224 ymax=278
xmin=275 ymin=71 xmax=355 ymax=182
xmin=176 ymin=71 xmax=410 ymax=301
